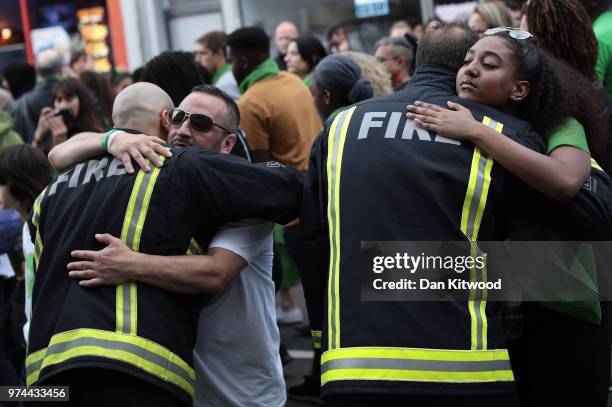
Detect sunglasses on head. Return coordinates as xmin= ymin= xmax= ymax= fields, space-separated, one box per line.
xmin=170 ymin=108 xmax=234 ymax=134
xmin=485 ymin=26 xmax=533 ymax=40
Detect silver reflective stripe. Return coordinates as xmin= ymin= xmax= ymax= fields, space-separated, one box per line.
xmin=122 ymin=283 xmax=131 ymax=334
xmin=29 ymin=336 xmax=194 ymax=389
xmin=321 ymin=357 xmax=512 ymax=373
xmin=327 ymin=109 xmax=349 ymax=351
xmin=125 ymin=171 xmax=155 ymax=248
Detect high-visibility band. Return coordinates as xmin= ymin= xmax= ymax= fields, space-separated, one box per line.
xmin=326 ymin=106 xmax=356 ymax=351
xmin=312 ymin=330 xmax=322 ymax=349
xmin=33 ymin=229 xmax=43 ymax=269
xmin=31 ymin=186 xmax=47 ymax=229
xmin=461 ymin=116 xmax=498 ymax=351
xmin=591 ymin=158 xmax=604 ymax=172
xmin=117 ymin=157 xmax=165 ymax=335
xmin=187 ymin=238 xmax=204 ymax=256
xmin=321 ymin=347 xmax=513 ymax=385
xmin=26 ymin=328 xmax=195 ymax=397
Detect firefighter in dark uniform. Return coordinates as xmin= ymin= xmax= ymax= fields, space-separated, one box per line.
xmin=300 ymin=24 xmax=546 ymax=406
xmin=26 ymin=145 xmax=303 ymax=405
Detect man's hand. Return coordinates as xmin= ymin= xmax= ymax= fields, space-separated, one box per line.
xmin=68 ymin=233 xmax=139 ymax=287
xmin=109 ymin=132 xmax=173 ymax=174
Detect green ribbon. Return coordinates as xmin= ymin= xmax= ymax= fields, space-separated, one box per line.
xmin=35 ymin=76 xmax=63 ymax=89
xmin=239 ymin=58 xmax=279 ymax=94
xmin=304 ymin=72 xmax=314 ymax=88
xmin=213 ymin=63 xmax=231 ymax=85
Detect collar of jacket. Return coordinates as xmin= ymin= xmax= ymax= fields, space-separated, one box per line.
xmin=406 ymin=64 xmax=457 ymax=94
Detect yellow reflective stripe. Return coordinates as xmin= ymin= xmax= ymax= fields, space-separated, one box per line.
xmin=321 ymin=347 xmax=513 ymax=385
xmin=187 ymin=238 xmax=203 ymax=256
xmin=322 ymin=368 xmax=514 ymax=384
xmin=33 ymin=230 xmax=43 ymax=269
xmin=326 ymin=107 xmax=357 ymax=351
xmin=32 ymin=187 xmax=47 ymax=229
xmin=116 ymin=285 xmax=124 ymax=333
xmin=312 ymin=329 xmax=322 ymax=349
xmin=129 ymin=282 xmax=137 ymax=336
xmin=591 ymin=158 xmax=604 ymax=172
xmin=326 ymin=110 xmax=345 ymax=351
xmin=25 ymin=328 xmax=195 ymax=397
xmin=117 ymin=157 xmax=165 ymax=335
xmin=133 ymin=164 xmax=163 ymax=250
xmin=321 ymin=346 xmax=510 ymax=362
xmin=121 ymin=170 xmax=146 ymax=242
xmin=462 ymin=116 xmax=498 ymax=351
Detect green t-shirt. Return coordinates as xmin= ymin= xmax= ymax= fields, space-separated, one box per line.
xmin=594 ymin=11 xmax=612 ymax=98
xmin=511 ymin=117 xmax=601 ymax=324
xmin=0 ymin=111 xmax=23 ymax=148
xmin=546 ymin=117 xmax=589 ymax=155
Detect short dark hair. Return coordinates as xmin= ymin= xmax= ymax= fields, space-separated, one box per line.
xmin=197 ymin=31 xmax=228 ymax=57
xmin=70 ymin=50 xmax=88 ymax=67
xmin=142 ymin=51 xmax=209 ymax=106
xmin=415 ymin=23 xmax=478 ymax=71
xmin=0 ymin=145 xmax=53 ymax=214
xmin=2 ymin=62 xmax=36 ymax=99
xmin=293 ymin=35 xmax=327 ymax=70
xmin=227 ymin=27 xmax=270 ymax=54
xmin=191 ymin=84 xmax=240 ymax=132
xmin=327 ymin=24 xmax=345 ymax=40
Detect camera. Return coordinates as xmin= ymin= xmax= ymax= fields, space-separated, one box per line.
xmin=55 ymin=108 xmax=74 ymax=122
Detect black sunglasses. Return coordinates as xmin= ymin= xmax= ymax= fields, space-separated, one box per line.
xmin=170 ymin=108 xmax=234 ymax=134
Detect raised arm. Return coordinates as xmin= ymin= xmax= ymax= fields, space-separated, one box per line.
xmin=48 ymin=131 xmax=172 ymax=173
xmin=407 ymin=101 xmax=590 ymax=202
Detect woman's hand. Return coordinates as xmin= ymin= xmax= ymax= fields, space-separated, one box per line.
xmin=406 ymin=101 xmax=480 ymax=141
xmin=32 ymin=107 xmax=55 ymax=147
xmin=47 ymin=114 xmax=68 ymax=147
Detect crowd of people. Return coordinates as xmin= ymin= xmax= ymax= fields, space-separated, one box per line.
xmin=0 ymin=0 xmax=611 ymax=406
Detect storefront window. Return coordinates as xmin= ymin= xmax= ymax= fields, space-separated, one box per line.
xmin=0 ymin=0 xmax=27 ymax=71
xmin=240 ymin=0 xmax=421 ymax=53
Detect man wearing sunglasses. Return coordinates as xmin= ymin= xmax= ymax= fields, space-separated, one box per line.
xmin=46 ymin=83 xmax=292 ymax=406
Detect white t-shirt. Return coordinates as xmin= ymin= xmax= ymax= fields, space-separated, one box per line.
xmin=22 ymin=222 xmax=34 ymax=343
xmin=216 ymin=70 xmax=241 ymax=102
xmin=193 ymin=220 xmax=285 ymax=407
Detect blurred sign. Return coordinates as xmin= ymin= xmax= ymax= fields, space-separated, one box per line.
xmin=355 ymin=0 xmax=390 ymax=18
xmin=30 ymin=26 xmax=71 ymax=62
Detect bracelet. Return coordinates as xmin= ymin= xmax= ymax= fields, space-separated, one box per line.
xmin=102 ymin=129 xmax=120 ymax=152
xmin=107 ymin=130 xmax=121 ymax=152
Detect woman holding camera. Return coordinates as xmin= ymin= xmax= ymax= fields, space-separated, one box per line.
xmin=32 ymin=78 xmax=103 ymax=153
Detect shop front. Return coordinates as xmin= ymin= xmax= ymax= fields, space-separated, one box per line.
xmin=0 ymin=0 xmax=127 ymax=73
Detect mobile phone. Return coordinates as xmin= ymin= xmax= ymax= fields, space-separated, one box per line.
xmin=56 ymin=108 xmax=73 ymax=122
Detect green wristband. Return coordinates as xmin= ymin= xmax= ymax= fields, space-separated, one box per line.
xmin=102 ymin=129 xmax=119 ymax=152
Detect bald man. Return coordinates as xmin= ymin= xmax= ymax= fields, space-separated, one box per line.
xmin=12 ymin=49 xmax=65 ymax=143
xmin=274 ymin=21 xmax=299 ymax=70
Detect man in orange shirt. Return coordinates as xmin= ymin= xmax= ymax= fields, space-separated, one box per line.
xmin=228 ymin=26 xmax=322 ymax=172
